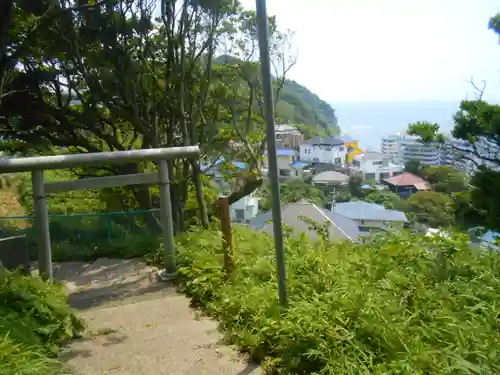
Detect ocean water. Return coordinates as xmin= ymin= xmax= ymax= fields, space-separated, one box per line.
xmin=332 ymin=100 xmax=460 ymax=150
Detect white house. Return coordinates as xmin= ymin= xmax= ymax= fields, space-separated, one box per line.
xmin=350 ymin=151 xmax=403 ymax=183
xmin=299 ymin=136 xmax=347 ymax=166
xmin=230 ymin=194 xmax=260 ymax=223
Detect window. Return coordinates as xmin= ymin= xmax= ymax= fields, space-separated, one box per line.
xmin=279 ymin=169 xmax=291 ymax=176
xmin=359 ymin=226 xmax=370 ymax=233
xmin=339 ymin=146 xmax=344 ymax=151
xmin=372 ymin=161 xmax=383 ymax=165
xmin=334 ymin=157 xmax=341 ymax=164
xmin=325 ymin=147 xmax=332 ymax=151
xmin=352 ymin=160 xmax=361 ymax=167
xmin=365 ymin=173 xmax=376 ymax=180
xmin=235 ymin=209 xmax=245 ymax=221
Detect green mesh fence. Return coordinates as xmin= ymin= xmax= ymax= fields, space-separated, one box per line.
xmin=0 ymin=209 xmax=161 ymax=261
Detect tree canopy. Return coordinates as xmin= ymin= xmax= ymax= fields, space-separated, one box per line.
xmin=259 ymin=179 xmax=327 ymax=211
xmin=406 ymin=191 xmax=455 ymax=228
xmin=421 ymin=165 xmax=468 ymax=194
xmin=0 ymin=0 xmax=338 ymax=232
xmin=407 ymin=13 xmax=500 ymax=231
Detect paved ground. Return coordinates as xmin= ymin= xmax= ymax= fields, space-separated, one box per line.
xmin=53 ymin=259 xmax=260 ymax=375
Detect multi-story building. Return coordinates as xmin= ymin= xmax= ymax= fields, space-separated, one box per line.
xmin=275 ymin=124 xmax=304 ymax=149
xmin=382 ymin=132 xmax=500 ymax=172
xmin=299 ymin=136 xmax=347 ymax=166
xmin=441 ymin=139 xmax=500 ymax=173
xmin=381 ymin=133 xmax=441 ymax=166
xmin=350 ymin=151 xmax=403 ymax=183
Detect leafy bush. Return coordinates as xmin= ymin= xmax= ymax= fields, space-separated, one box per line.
xmin=1 ymin=212 xmax=161 ymax=262
xmin=0 ymin=271 xmax=84 ymax=375
xmin=157 ymin=225 xmax=500 ymax=374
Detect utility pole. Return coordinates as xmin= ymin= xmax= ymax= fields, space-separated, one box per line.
xmin=255 ymin=0 xmax=288 ymax=306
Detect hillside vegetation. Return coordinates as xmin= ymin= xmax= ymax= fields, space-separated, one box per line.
xmin=0 ymin=271 xmax=83 ymax=375
xmin=214 ymin=55 xmax=339 ymax=136
xmin=278 ymin=80 xmax=340 ymax=135
xmin=149 ymin=225 xmax=500 ymax=375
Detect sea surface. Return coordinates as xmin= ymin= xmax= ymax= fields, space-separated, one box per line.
xmin=332 ymin=100 xmax=460 ymax=150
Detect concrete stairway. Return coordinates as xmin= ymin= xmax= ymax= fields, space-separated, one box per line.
xmin=54 ymin=259 xmax=260 ymax=375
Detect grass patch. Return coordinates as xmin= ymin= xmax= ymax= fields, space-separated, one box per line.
xmin=151 ymin=225 xmax=500 ymax=374
xmin=0 ymin=271 xmax=84 ymax=375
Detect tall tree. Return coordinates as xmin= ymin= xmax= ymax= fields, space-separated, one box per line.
xmin=0 ymin=0 xmax=297 ymax=232
xmin=407 ymin=13 xmax=500 ymax=231
xmin=421 ymin=165 xmax=468 ymax=194
xmin=406 ymin=191 xmax=455 ymax=228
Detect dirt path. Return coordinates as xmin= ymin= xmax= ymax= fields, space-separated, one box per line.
xmin=55 ymin=259 xmax=260 ymax=375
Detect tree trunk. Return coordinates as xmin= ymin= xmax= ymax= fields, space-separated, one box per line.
xmin=191 ymin=159 xmax=209 ymax=228
xmin=131 ymin=184 xmax=163 ymax=234
xmin=118 ymin=163 xmax=163 ymax=234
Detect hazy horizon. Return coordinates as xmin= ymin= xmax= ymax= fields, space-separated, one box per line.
xmin=332 ymin=100 xmax=461 ymax=150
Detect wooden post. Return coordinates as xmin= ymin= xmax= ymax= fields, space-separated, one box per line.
xmin=218 ymin=196 xmax=234 ymax=276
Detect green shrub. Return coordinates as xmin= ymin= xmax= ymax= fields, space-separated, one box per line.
xmin=3 ymin=213 xmax=162 ymax=262
xmin=0 ymin=336 xmax=70 ymax=375
xmin=0 ymin=271 xmax=84 ymax=375
xmin=157 ymin=225 xmax=500 ymax=374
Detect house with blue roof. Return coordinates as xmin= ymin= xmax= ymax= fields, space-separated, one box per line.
xmin=262 ymin=148 xmax=311 ymax=179
xmin=332 ymin=201 xmax=408 ymax=235
xmin=199 ymin=157 xmax=249 ymax=193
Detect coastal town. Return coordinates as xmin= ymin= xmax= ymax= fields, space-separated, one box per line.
xmin=2 ymin=2 xmax=500 ymax=375
xmin=200 ymin=123 xmax=496 ymax=249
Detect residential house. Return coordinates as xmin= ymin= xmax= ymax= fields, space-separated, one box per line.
xmin=332 ymin=201 xmax=408 ymax=235
xmin=275 ymin=124 xmax=304 ymax=149
xmin=350 ymin=151 xmax=403 ymax=183
xmin=337 ymin=135 xmax=363 ymax=164
xmin=249 ymin=200 xmax=360 ymax=241
xmin=312 ymin=171 xmax=349 ymax=189
xmin=230 ymin=194 xmax=260 ymax=223
xmin=262 ymin=148 xmax=311 ymax=179
xmin=200 ymin=157 xmax=248 ymax=193
xmin=382 ymin=172 xmax=431 ymax=197
xmin=299 ymin=136 xmax=347 ymax=166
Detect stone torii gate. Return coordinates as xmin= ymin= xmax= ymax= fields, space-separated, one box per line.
xmin=0 ymin=146 xmax=200 ymax=280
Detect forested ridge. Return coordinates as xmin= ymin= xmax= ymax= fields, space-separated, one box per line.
xmin=278 ymin=79 xmax=339 ymax=135
xmin=214 ymin=55 xmax=340 ymax=135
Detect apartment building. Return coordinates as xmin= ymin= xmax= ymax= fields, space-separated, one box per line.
xmin=381 ymin=133 xmax=441 ymax=166
xmin=275 ymin=124 xmax=304 ymax=149
xmin=441 ymin=139 xmax=500 ymax=173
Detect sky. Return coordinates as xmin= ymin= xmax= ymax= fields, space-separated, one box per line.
xmin=239 ymin=0 xmax=500 ymax=103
